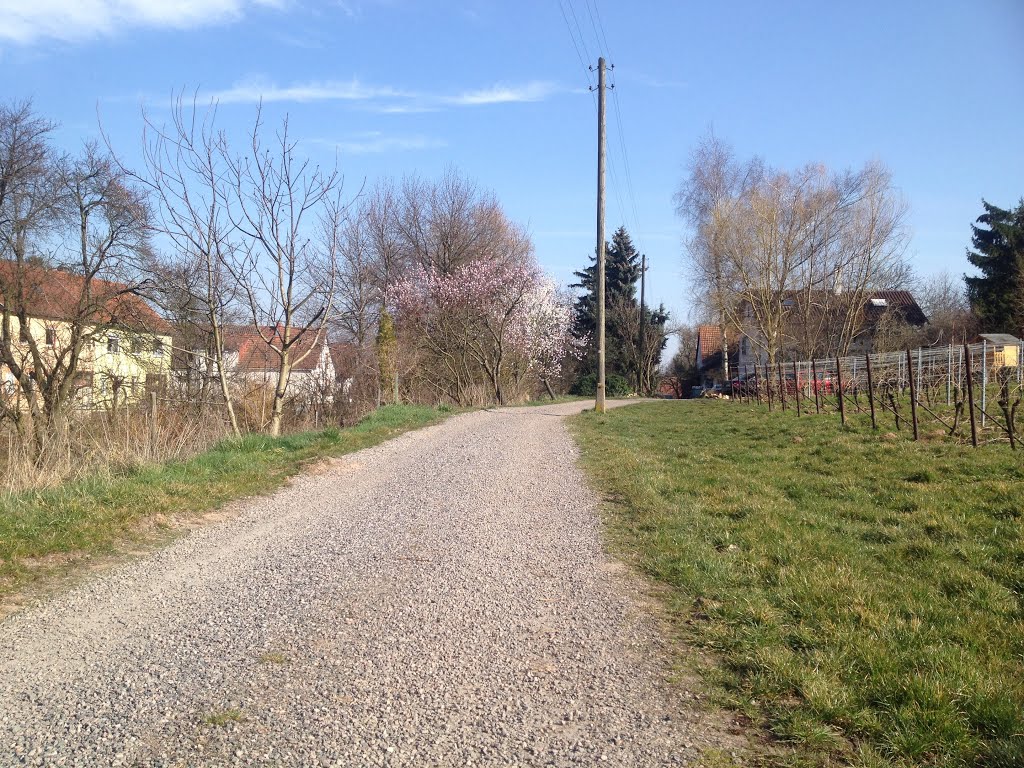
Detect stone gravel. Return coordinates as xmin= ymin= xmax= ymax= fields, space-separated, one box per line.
xmin=0 ymin=401 xmax=736 ymax=766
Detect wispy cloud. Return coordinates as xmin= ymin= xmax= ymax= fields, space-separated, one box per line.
xmin=0 ymin=0 xmax=283 ymax=44
xmin=186 ymin=77 xmax=564 ymax=111
xmin=446 ymin=81 xmax=559 ymax=106
xmin=207 ymin=78 xmax=407 ymax=105
xmin=312 ymin=132 xmax=447 ymax=155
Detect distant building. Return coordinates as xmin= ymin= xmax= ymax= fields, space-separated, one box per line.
xmin=735 ymin=290 xmax=928 ymax=368
xmin=0 ymin=265 xmax=172 ymax=410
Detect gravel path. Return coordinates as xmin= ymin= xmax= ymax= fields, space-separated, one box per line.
xmin=0 ymin=401 xmax=735 ymax=767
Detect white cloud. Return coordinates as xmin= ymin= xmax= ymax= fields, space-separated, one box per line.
xmin=189 ymin=77 xmax=563 ymax=110
xmin=447 ymin=81 xmax=559 ymax=106
xmin=0 ymin=0 xmax=283 ymax=44
xmin=207 ymin=78 xmax=406 ymax=105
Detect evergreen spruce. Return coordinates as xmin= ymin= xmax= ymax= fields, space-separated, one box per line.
xmin=570 ymin=225 xmax=669 ymax=393
xmin=965 ymin=199 xmax=1024 ymax=337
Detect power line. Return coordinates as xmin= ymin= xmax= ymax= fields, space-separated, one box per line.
xmin=558 ymin=0 xmax=594 ymax=90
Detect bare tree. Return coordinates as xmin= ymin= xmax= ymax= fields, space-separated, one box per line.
xmin=226 ymin=108 xmax=344 ymax=437
xmin=677 ymin=134 xmax=910 ymax=365
xmin=334 ymin=199 xmax=381 ymax=347
xmin=133 ymin=96 xmax=244 ymax=436
xmin=0 ymin=104 xmax=151 ymax=453
xmin=916 ymin=271 xmax=977 ymax=345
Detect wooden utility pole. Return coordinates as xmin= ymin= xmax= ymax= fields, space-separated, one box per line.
xmin=638 ymin=252 xmax=646 ymax=394
xmin=594 ymin=57 xmax=608 ymax=413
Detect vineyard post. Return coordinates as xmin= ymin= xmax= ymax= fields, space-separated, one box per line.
xmin=946 ymin=344 xmax=952 ymax=406
xmin=792 ymin=360 xmax=801 ymax=416
xmin=778 ymin=360 xmax=787 ymax=411
xmin=906 ymin=348 xmax=919 ymax=441
xmin=835 ymin=356 xmax=846 ymax=426
xmin=965 ymin=343 xmax=978 ymax=448
xmin=865 ymin=354 xmax=877 ymax=430
xmin=811 ymin=358 xmax=822 ymax=414
xmin=981 ymin=339 xmax=988 ymax=427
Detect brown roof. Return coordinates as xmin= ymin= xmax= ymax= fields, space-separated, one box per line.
xmin=222 ymin=325 xmax=328 ymax=373
xmin=863 ymin=290 xmax=928 ymax=326
xmin=0 ymin=263 xmax=171 ymax=335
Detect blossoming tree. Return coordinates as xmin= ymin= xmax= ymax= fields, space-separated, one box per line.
xmin=391 ymin=257 xmax=582 ymax=404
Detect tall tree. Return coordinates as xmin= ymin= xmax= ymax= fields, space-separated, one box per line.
xmin=571 ymin=225 xmax=667 ymax=388
xmin=677 ymin=133 xmax=909 ymax=364
xmin=965 ymin=199 xmax=1024 ymax=337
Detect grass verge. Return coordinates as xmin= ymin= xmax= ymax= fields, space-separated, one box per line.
xmin=0 ymin=404 xmax=451 ymax=599
xmin=570 ymin=400 xmax=1024 ymax=768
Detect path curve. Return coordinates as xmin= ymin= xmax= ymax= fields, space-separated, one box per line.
xmin=0 ymin=401 xmax=730 ymax=767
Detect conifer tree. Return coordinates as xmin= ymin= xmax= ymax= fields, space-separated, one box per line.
xmin=965 ymin=199 xmax=1024 ymax=336
xmin=570 ymin=225 xmax=668 ymax=391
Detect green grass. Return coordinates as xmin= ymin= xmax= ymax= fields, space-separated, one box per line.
xmin=0 ymin=404 xmax=450 ymax=596
xmin=203 ymin=708 xmax=246 ymax=726
xmin=570 ymin=400 xmax=1024 ymax=768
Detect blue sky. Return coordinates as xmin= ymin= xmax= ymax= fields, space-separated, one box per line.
xmin=2 ymin=0 xmax=1022 ymax=342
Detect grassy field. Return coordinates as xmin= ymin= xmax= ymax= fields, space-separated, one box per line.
xmin=0 ymin=404 xmax=450 ymax=597
xmin=571 ymin=400 xmax=1024 ymax=768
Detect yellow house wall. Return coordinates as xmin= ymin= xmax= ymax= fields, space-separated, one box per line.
xmin=2 ymin=316 xmax=171 ymax=409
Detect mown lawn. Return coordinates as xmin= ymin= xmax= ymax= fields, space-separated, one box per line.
xmin=0 ymin=404 xmax=451 ymax=595
xmin=571 ymin=400 xmax=1024 ymax=768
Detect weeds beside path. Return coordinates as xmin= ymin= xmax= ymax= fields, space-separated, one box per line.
xmin=571 ymin=400 xmax=1024 ymax=768
xmin=0 ymin=405 xmax=451 ymax=603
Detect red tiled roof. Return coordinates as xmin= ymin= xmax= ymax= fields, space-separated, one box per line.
xmin=697 ymin=325 xmax=722 ymax=357
xmin=222 ymin=325 xmax=328 ymax=373
xmin=0 ymin=263 xmax=171 ymax=335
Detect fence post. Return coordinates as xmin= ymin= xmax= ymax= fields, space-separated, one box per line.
xmin=835 ymin=356 xmax=846 ymax=426
xmin=906 ymin=348 xmax=919 ymax=441
xmin=946 ymin=344 xmax=952 ymax=406
xmin=792 ymin=360 xmax=801 ymax=416
xmin=981 ymin=340 xmax=988 ymax=428
xmin=811 ymin=358 xmax=822 ymax=414
xmin=149 ymin=390 xmax=158 ymax=453
xmin=865 ymin=354 xmax=877 ymax=430
xmin=778 ymin=360 xmax=787 ymax=411
xmin=964 ymin=343 xmax=978 ymax=448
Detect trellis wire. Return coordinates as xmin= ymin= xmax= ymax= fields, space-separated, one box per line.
xmin=728 ymin=342 xmax=1024 ymax=451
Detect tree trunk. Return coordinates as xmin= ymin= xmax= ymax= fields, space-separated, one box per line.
xmin=269 ymin=359 xmax=292 ymax=437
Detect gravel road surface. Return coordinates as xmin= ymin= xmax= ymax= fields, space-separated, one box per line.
xmin=0 ymin=401 xmax=735 ymax=766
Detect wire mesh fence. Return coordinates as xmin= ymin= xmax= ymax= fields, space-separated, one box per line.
xmin=728 ymin=341 xmax=1024 ymax=450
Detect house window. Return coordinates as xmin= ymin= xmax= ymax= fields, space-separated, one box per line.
xmin=153 ymin=338 xmax=165 ymax=357
xmin=107 ymin=335 xmax=120 ymax=354
xmin=45 ymin=328 xmax=56 ymax=347
xmin=131 ymin=336 xmax=143 ymax=354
